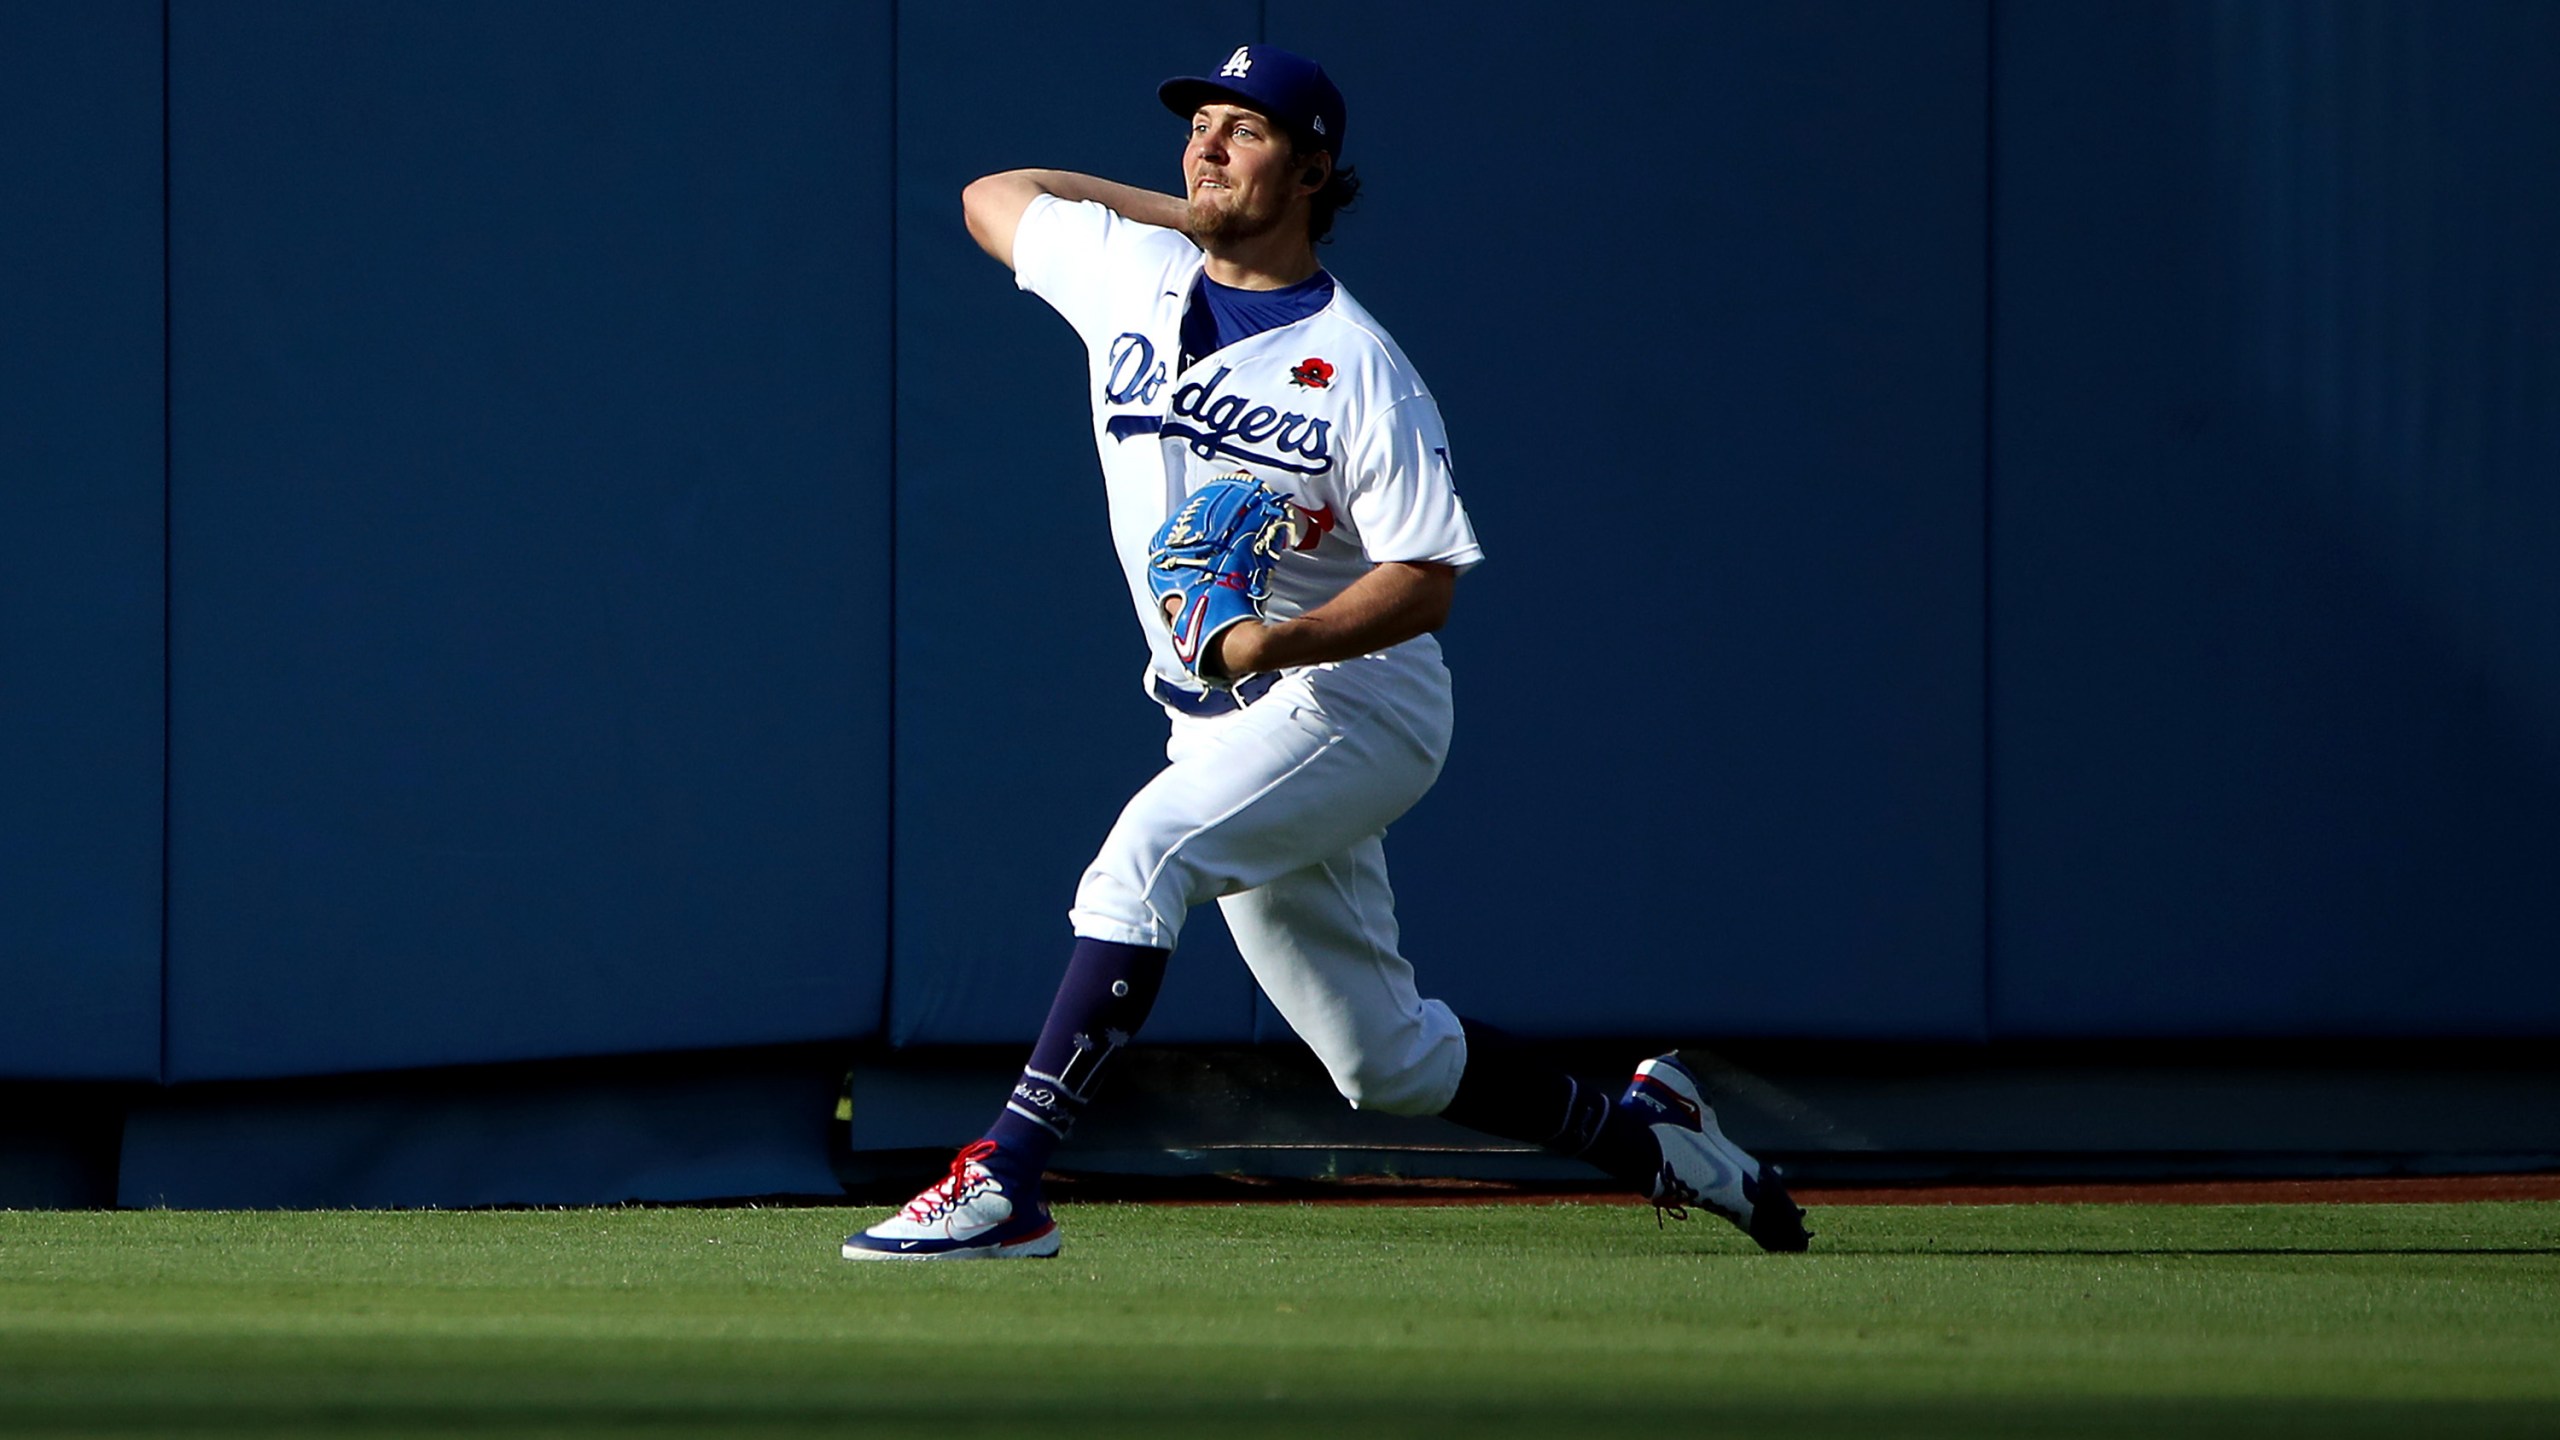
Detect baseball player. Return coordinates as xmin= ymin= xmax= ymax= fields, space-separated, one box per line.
xmin=844 ymin=45 xmax=1809 ymax=1259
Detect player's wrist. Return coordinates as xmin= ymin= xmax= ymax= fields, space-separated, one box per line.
xmin=1209 ymin=619 xmax=1275 ymax=679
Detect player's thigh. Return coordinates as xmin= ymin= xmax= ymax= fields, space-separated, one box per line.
xmin=1219 ymin=839 xmax=1463 ymax=1115
xmin=1106 ymin=681 xmax=1441 ymax=904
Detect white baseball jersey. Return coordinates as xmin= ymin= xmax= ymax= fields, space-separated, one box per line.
xmin=1011 ymin=194 xmax=1484 ymax=697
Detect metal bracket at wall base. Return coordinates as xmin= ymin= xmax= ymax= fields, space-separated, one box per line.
xmin=836 ymin=1039 xmax=2560 ymax=1197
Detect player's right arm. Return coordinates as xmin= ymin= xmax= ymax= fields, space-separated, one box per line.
xmin=962 ymin=170 xmax=1188 ymax=269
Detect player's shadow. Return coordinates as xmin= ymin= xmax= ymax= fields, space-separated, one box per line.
xmin=1882 ymin=1245 xmax=2560 ymax=1257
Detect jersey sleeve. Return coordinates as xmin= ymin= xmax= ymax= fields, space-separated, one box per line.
xmin=1011 ymin=194 xmax=1193 ymax=348
xmin=1343 ymin=393 xmax=1485 ymax=571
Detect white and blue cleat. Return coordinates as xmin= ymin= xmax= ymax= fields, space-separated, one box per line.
xmin=1620 ymin=1053 xmax=1812 ymax=1253
xmin=841 ymin=1140 xmax=1062 ymax=1261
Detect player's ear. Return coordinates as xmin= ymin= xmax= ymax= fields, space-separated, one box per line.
xmin=1299 ymin=153 xmax=1330 ymax=193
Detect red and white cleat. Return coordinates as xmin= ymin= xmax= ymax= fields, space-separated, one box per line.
xmin=1620 ymin=1054 xmax=1812 ymax=1253
xmin=841 ymin=1140 xmax=1062 ymax=1261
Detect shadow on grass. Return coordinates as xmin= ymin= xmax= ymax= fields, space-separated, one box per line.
xmin=1874 ymin=1246 xmax=2560 ymax=1257
xmin=11 ymin=1396 xmax=2560 ymax=1440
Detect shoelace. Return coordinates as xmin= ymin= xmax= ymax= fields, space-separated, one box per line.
xmin=901 ymin=1139 xmax=1000 ymax=1223
xmin=1651 ymin=1159 xmax=1697 ymax=1229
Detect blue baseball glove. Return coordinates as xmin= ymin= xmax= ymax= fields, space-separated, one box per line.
xmin=1147 ymin=474 xmax=1305 ymax=686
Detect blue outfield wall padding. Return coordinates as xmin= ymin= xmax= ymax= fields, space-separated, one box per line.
xmin=26 ymin=0 xmax=2560 ymax=1110
xmin=888 ymin=1 xmax=1266 ymax=1046
xmin=1987 ymin=2 xmax=2560 ymax=1035
xmin=162 ymin=1 xmax=895 ymax=1080
xmin=1245 ymin=1 xmax=1991 ymax=1040
xmin=0 ymin=0 xmax=166 ymax=1082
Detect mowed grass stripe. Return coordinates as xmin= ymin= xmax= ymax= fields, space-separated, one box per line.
xmin=1 ymin=1202 xmax=2555 ymax=1438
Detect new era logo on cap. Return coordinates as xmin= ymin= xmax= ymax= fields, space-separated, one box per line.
xmin=1160 ymin=44 xmax=1348 ymax=158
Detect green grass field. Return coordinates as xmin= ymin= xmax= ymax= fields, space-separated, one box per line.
xmin=3 ymin=1200 xmax=2557 ymax=1438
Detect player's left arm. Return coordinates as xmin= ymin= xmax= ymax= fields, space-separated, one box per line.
xmin=963 ymin=170 xmax=1188 ymax=269
xmin=1207 ymin=561 xmax=1458 ymax=678
xmin=1209 ymin=391 xmax=1476 ymax=678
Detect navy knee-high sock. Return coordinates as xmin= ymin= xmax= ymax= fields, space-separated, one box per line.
xmin=980 ymin=938 xmax=1171 ymax=1192
xmin=1436 ymin=1019 xmax=1662 ymax=1193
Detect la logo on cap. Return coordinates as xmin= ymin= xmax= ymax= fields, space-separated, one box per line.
xmin=1219 ymin=45 xmax=1252 ymax=77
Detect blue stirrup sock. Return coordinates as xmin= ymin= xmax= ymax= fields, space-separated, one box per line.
xmin=981 ymin=938 xmax=1171 ymax=1192
xmin=1437 ymin=1018 xmax=1663 ymax=1193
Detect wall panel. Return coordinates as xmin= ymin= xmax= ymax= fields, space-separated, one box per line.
xmin=164 ymin=0 xmax=894 ymax=1079
xmin=1988 ymin=1 xmax=2560 ymax=1034
xmin=1254 ymin=0 xmax=1991 ymax=1038
xmin=888 ymin=1 xmax=1264 ymax=1045
xmin=0 ymin=0 xmax=166 ymax=1080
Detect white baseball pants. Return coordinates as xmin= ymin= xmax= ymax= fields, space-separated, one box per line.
xmin=1068 ymin=644 xmax=1467 ymax=1116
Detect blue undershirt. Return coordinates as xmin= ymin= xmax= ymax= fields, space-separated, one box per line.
xmin=1179 ymin=269 xmax=1337 ymax=372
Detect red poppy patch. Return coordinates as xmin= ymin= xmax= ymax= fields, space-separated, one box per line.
xmin=1290 ymin=357 xmax=1334 ymax=389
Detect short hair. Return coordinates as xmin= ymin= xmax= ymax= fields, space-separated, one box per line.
xmin=1309 ymin=162 xmax=1361 ymax=244
xmin=1281 ymin=131 xmax=1361 ymax=244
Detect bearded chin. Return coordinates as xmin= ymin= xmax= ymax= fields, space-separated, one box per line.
xmin=1185 ymin=195 xmax=1278 ymax=246
xmin=1182 ymin=198 xmax=1234 ymax=243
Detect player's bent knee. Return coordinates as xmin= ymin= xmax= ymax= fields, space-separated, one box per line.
xmin=1068 ymin=867 xmax=1181 ymax=951
xmin=1329 ymin=1043 xmax=1465 ymax=1117
xmin=1337 ymin=1064 xmax=1459 ymax=1116
xmin=1304 ymin=1000 xmax=1466 ymax=1116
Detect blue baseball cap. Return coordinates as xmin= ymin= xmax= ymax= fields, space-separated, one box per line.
xmin=1159 ymin=44 xmax=1347 ymax=159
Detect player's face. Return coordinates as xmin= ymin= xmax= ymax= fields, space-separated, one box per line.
xmin=1182 ymin=103 xmax=1309 ymax=244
